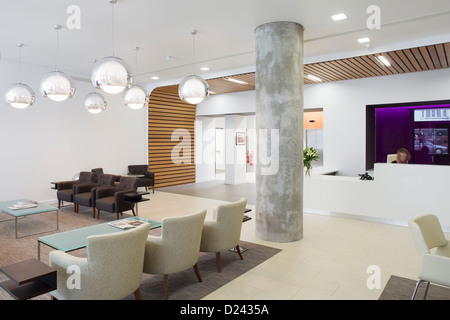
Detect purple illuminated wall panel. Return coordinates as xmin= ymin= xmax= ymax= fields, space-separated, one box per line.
xmin=375 ymin=104 xmax=450 ymax=164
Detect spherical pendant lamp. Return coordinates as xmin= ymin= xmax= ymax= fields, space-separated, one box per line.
xmin=91 ymin=1 xmax=132 ymax=95
xmin=41 ymin=24 xmax=76 ymax=102
xmin=123 ymin=84 xmax=148 ymax=110
xmin=40 ymin=70 xmax=75 ymax=101
xmin=178 ymin=29 xmax=209 ymax=105
xmin=91 ymin=56 xmax=132 ymax=94
xmin=5 ymin=83 xmax=35 ymax=109
xmin=5 ymin=42 xmax=35 ymax=109
xmin=84 ymin=92 xmax=107 ymax=114
xmin=178 ymin=74 xmax=209 ymax=104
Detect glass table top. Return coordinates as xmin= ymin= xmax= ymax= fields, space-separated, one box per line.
xmin=38 ymin=216 xmax=161 ymax=252
xmin=0 ymin=199 xmax=58 ymax=217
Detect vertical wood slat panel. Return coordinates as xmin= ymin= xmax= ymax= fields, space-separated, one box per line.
xmin=148 ymin=86 xmax=196 ymax=188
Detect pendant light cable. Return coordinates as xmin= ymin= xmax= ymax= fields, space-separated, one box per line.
xmin=55 ymin=24 xmax=61 ymax=71
xmin=111 ymin=0 xmax=115 ymax=56
xmin=17 ymin=43 xmax=22 ymax=83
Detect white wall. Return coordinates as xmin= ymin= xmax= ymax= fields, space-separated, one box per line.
xmin=305 ymin=68 xmax=450 ymax=176
xmin=197 ymin=68 xmax=450 ymax=177
xmin=0 ymin=61 xmax=148 ymax=203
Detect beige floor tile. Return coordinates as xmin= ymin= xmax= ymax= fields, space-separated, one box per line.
xmin=135 ymin=187 xmax=423 ymax=300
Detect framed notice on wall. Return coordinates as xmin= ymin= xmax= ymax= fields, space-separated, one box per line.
xmin=236 ymin=132 xmax=245 ymax=145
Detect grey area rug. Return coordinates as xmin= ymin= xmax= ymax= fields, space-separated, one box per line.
xmin=0 ymin=205 xmax=281 ymax=300
xmin=379 ymin=275 xmax=450 ymax=300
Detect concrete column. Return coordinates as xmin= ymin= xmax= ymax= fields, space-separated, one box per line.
xmin=255 ymin=21 xmax=304 ymax=242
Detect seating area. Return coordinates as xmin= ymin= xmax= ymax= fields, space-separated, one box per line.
xmin=0 ymin=190 xmax=250 ymax=300
xmin=52 ymin=166 xmax=156 ymax=220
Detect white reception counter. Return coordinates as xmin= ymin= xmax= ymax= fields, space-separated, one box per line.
xmin=304 ymin=163 xmax=450 ymax=230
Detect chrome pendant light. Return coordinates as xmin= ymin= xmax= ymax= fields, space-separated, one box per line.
xmin=84 ymin=92 xmax=107 ymax=114
xmin=123 ymin=46 xmax=148 ymax=110
xmin=40 ymin=24 xmax=75 ymax=102
xmin=5 ymin=43 xmax=35 ymax=109
xmin=91 ymin=0 xmax=132 ymax=94
xmin=178 ymin=29 xmax=209 ymax=105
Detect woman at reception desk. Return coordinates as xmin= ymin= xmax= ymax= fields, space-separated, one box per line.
xmin=392 ymin=148 xmax=411 ymax=164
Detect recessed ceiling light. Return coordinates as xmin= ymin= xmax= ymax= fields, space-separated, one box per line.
xmin=376 ymin=55 xmax=391 ymax=67
xmin=200 ymin=66 xmax=210 ymax=71
xmin=358 ymin=37 xmax=371 ymax=44
xmin=151 ymin=76 xmax=160 ymax=80
xmin=331 ymin=13 xmax=347 ymax=21
xmin=224 ymin=78 xmax=248 ymax=85
xmin=307 ymin=74 xmax=322 ymax=82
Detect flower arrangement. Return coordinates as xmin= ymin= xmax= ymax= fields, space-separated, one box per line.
xmin=303 ymin=146 xmax=320 ymax=175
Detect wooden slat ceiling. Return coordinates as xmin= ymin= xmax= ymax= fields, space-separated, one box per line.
xmin=202 ymin=42 xmax=450 ymax=95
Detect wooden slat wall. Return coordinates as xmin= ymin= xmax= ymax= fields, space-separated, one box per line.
xmin=148 ymin=86 xmax=196 ymax=188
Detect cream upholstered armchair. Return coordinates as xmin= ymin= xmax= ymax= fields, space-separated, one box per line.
xmin=200 ymin=198 xmax=247 ymax=272
xmin=408 ymin=214 xmax=450 ymax=299
xmin=143 ymin=209 xmax=207 ymax=300
xmin=49 ymin=223 xmax=150 ymax=300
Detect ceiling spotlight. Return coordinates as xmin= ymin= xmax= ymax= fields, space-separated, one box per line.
xmin=376 ymin=55 xmax=391 ymax=67
xmin=306 ymin=74 xmax=322 ymax=82
xmin=200 ymin=66 xmax=210 ymax=71
xmin=358 ymin=37 xmax=371 ymax=44
xmin=224 ymin=78 xmax=248 ymax=85
xmin=331 ymin=13 xmax=347 ymax=21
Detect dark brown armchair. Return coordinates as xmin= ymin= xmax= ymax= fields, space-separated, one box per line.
xmin=73 ymin=174 xmax=117 ymax=218
xmin=95 ymin=176 xmax=139 ymax=220
xmin=54 ymin=171 xmax=96 ymax=209
xmin=127 ymin=165 xmax=155 ymax=193
xmin=91 ymin=167 xmax=121 ymax=185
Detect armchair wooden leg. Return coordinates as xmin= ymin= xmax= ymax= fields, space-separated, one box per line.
xmin=235 ymin=245 xmax=244 ymax=260
xmin=132 ymin=208 xmax=136 ymax=216
xmin=92 ymin=207 xmax=96 ymax=218
xmin=164 ymin=274 xmax=169 ymax=300
xmin=116 ymin=212 xmax=119 ymax=220
xmin=58 ymin=200 xmax=61 ymax=209
xmin=216 ymin=252 xmax=222 ymax=272
xmin=134 ymin=288 xmax=142 ymax=300
xmin=152 ymin=186 xmax=155 ymax=194
xmin=97 ymin=209 xmax=100 ymax=219
xmin=193 ymin=263 xmax=202 ymax=282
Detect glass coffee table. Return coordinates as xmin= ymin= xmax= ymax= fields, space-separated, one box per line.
xmin=37 ymin=216 xmax=161 ymax=260
xmin=0 ymin=199 xmax=58 ymax=239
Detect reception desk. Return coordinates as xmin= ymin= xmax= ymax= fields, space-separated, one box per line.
xmin=304 ymin=163 xmax=450 ymax=230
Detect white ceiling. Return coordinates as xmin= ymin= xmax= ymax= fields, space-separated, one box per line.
xmin=1 ymin=0 xmax=450 ymax=86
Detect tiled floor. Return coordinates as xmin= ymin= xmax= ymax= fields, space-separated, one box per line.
xmin=141 ymin=180 xmax=425 ymax=300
